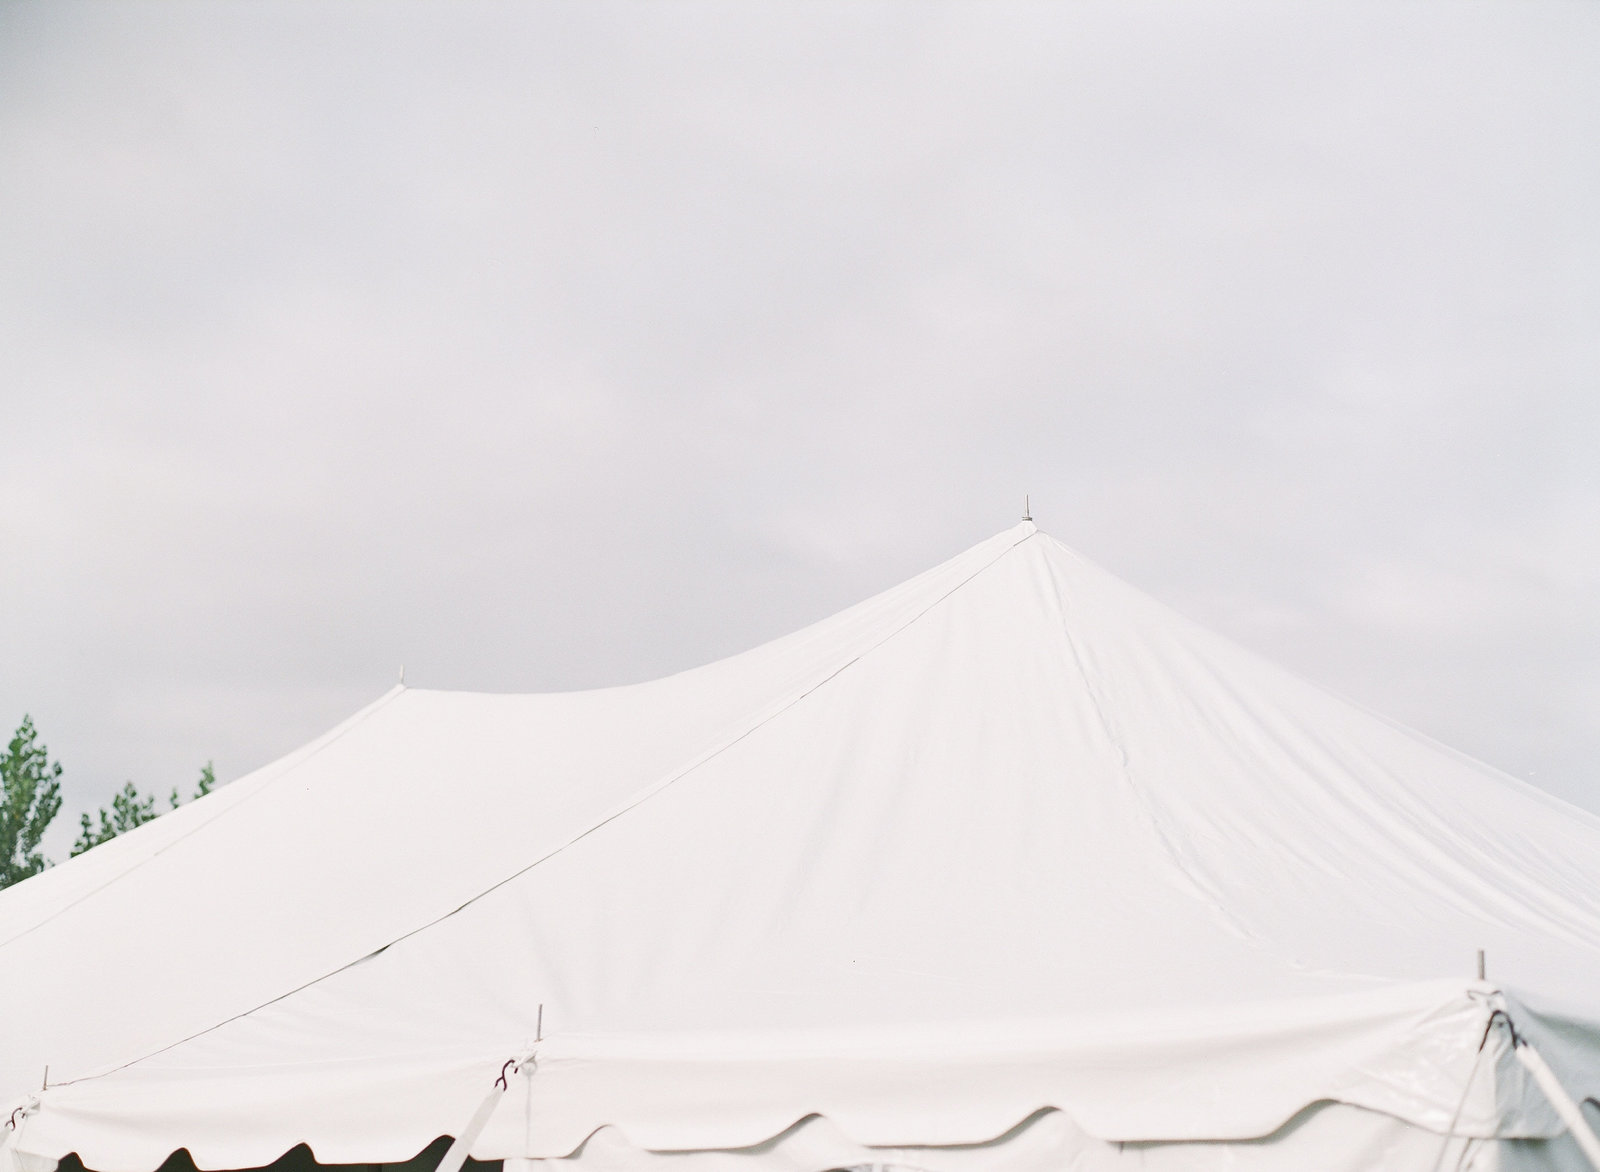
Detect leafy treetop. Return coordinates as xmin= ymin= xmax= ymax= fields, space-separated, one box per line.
xmin=1 ymin=716 xmax=64 ymax=888
xmin=72 ymin=762 xmax=218 ymax=857
xmin=0 ymin=714 xmax=219 ymax=889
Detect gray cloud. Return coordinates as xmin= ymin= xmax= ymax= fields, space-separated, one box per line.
xmin=1 ymin=1 xmax=1597 ymax=859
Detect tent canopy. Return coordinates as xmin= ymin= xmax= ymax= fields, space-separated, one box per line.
xmin=4 ymin=523 xmax=1600 ymax=1171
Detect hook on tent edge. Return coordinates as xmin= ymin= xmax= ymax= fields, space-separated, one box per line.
xmin=436 ymin=1045 xmax=540 ymax=1172
xmin=6 ymin=1095 xmax=39 ymax=1132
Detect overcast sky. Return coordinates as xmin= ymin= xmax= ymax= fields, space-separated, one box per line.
xmin=1 ymin=1 xmax=1596 ymax=861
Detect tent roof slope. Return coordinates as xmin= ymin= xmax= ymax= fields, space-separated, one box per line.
xmin=0 ymin=525 xmax=1035 ymax=1101
xmin=6 ymin=523 xmax=1600 ymax=1168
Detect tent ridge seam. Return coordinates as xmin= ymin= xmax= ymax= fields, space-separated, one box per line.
xmin=49 ymin=528 xmax=1039 ymax=1093
xmin=1035 ymin=540 xmax=1316 ymax=974
xmin=0 ymin=685 xmax=409 ymax=952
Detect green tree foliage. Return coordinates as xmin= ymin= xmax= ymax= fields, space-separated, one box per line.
xmin=74 ymin=761 xmax=218 ymax=857
xmin=1 ymin=716 xmax=64 ymax=889
xmin=1 ymin=715 xmax=217 ymax=880
xmin=72 ymin=781 xmax=159 ymax=854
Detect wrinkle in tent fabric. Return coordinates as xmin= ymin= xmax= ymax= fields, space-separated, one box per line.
xmin=4 ymin=523 xmax=1600 ymax=1172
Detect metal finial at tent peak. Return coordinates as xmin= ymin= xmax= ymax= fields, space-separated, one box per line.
xmin=1023 ymin=495 xmax=1032 ymax=522
xmin=1477 ymin=949 xmax=1486 ymax=981
xmin=398 ymin=664 xmax=405 ymax=686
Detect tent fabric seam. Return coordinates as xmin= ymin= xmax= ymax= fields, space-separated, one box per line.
xmin=13 ymin=523 xmax=1600 ymax=1172
xmin=1034 ymin=536 xmax=1319 ymax=977
xmin=44 ymin=526 xmax=1037 ymax=1096
xmin=0 ymin=686 xmax=407 ymax=951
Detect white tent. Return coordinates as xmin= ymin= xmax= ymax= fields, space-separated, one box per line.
xmin=5 ymin=522 xmax=1600 ymax=1172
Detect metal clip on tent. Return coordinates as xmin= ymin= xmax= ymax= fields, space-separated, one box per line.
xmin=5 ymin=1096 xmax=39 ymax=1133
xmin=435 ymin=1050 xmax=537 ymax=1172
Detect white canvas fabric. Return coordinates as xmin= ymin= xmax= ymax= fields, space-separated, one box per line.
xmin=4 ymin=523 xmax=1600 ymax=1172
xmin=493 ymin=1104 xmax=1600 ymax=1172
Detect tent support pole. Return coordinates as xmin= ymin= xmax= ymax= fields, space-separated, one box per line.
xmin=1515 ymin=1039 xmax=1600 ymax=1172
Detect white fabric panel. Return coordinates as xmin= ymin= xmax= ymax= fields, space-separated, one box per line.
xmin=0 ymin=527 xmax=1030 ymax=1104
xmin=5 ymin=523 xmax=1600 ymax=1171
xmin=15 ymin=983 xmax=1589 ymax=1172
xmin=503 ymin=1104 xmax=1598 ymax=1172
